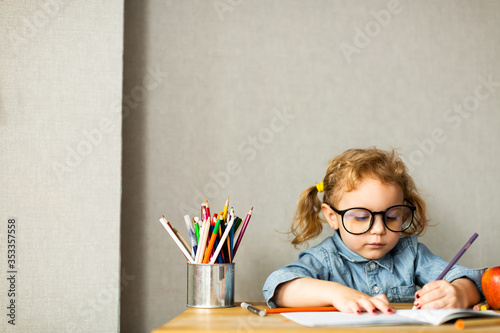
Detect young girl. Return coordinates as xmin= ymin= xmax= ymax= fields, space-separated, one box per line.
xmin=263 ymin=148 xmax=484 ymax=314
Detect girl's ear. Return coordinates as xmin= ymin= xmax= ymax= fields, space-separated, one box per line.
xmin=321 ymin=203 xmax=340 ymax=230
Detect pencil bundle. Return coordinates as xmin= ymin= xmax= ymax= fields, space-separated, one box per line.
xmin=159 ymin=197 xmax=254 ymax=264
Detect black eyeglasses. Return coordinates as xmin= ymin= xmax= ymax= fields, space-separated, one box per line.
xmin=325 ymin=201 xmax=416 ymax=235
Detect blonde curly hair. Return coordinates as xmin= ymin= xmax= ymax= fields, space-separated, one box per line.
xmin=291 ymin=148 xmax=428 ymax=247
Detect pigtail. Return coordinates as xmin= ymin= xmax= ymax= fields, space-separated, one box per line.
xmin=290 ymin=185 xmax=325 ymax=247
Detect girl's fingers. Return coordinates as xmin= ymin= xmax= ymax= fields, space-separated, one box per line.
xmin=415 ymin=282 xmax=448 ymax=309
xmin=371 ymin=295 xmax=395 ymax=314
xmin=356 ymin=298 xmax=378 ymax=315
xmin=344 ymin=300 xmax=362 ymax=315
xmin=344 ymin=295 xmax=394 ymax=315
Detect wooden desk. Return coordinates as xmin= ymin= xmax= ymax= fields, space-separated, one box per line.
xmin=152 ymin=302 xmax=500 ymax=332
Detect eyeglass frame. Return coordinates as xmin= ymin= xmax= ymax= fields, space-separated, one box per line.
xmin=324 ymin=200 xmax=416 ymax=235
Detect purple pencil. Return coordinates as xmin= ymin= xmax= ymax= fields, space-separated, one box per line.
xmin=436 ymin=232 xmax=478 ymax=280
xmin=232 ymin=207 xmax=253 ymax=258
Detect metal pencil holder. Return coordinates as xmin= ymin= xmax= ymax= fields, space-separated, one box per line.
xmin=186 ymin=263 xmax=235 ymax=308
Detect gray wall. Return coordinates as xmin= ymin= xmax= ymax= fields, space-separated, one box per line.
xmin=0 ymin=1 xmax=123 ymax=332
xmin=121 ymin=1 xmax=500 ymax=332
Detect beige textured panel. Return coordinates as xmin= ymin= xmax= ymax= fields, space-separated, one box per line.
xmin=0 ymin=1 xmax=123 ymax=332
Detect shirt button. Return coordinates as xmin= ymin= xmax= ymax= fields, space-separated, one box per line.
xmin=373 ymin=286 xmax=380 ymax=293
xmin=370 ymin=262 xmax=376 ymax=270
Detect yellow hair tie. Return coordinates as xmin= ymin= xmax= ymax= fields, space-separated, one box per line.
xmin=316 ymin=182 xmax=324 ymax=193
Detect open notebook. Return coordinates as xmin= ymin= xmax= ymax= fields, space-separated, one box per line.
xmin=281 ymin=309 xmax=500 ymax=327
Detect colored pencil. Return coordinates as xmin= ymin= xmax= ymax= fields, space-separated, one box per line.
xmin=241 ymin=302 xmax=266 ymax=317
xmin=166 ymin=221 xmax=191 ymax=255
xmin=241 ymin=303 xmax=338 ymax=317
xmin=232 ymin=207 xmax=253 ymax=258
xmin=194 ymin=219 xmax=200 ymax=242
xmin=173 ymin=228 xmax=192 ymax=256
xmin=225 ymin=208 xmax=234 ymax=262
xmin=455 ymin=318 xmax=500 ymax=330
xmin=210 ymin=212 xmax=235 ymax=264
xmin=159 ymin=216 xmax=194 ymax=263
xmin=213 ymin=237 xmax=224 ymax=263
xmin=202 ymin=216 xmax=222 ymax=263
xmin=196 ymin=217 xmax=211 ymax=263
xmin=436 ymin=233 xmax=478 ymax=280
xmin=223 ymin=197 xmax=229 ymax=222
xmin=205 ymin=200 xmax=211 ymax=220
xmin=228 ymin=209 xmax=235 ymax=260
xmin=193 ymin=220 xmax=204 ymax=263
xmin=219 ymin=211 xmax=232 ymax=263
xmin=229 ymin=226 xmax=234 ymax=260
xmin=480 ymin=304 xmax=491 ymax=311
xmin=219 ymin=217 xmax=227 ymax=261
xmin=201 ymin=203 xmax=208 ymax=221
xmin=196 ymin=218 xmax=206 ymax=263
xmin=265 ymin=306 xmax=338 ymax=314
xmin=161 ymin=199 xmax=254 ymax=264
xmin=201 ymin=217 xmax=212 ymax=260
xmin=473 ymin=302 xmax=490 ymax=311
xmin=234 ymin=217 xmax=242 ymax=234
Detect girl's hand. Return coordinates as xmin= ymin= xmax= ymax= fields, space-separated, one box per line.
xmin=332 ymin=285 xmax=395 ymax=315
xmin=413 ymin=278 xmax=481 ymax=309
xmin=274 ymin=278 xmax=395 ymax=314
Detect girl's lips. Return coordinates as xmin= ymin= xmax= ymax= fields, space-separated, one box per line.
xmin=368 ymin=243 xmax=384 ymax=248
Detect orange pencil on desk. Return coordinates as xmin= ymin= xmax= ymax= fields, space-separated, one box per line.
xmin=241 ymin=303 xmax=338 ymax=316
xmin=265 ymin=306 xmax=338 ymax=314
xmin=202 ymin=216 xmax=222 ymax=263
xmin=455 ymin=318 xmax=500 ymax=330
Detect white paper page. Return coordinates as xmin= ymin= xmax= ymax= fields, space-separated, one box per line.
xmin=397 ymin=309 xmax=500 ymax=326
xmin=281 ymin=309 xmax=500 ymax=327
xmin=281 ymin=311 xmax=419 ymax=327
xmin=396 ymin=309 xmax=459 ymax=325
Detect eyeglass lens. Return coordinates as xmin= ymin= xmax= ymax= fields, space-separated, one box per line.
xmin=343 ymin=206 xmax=413 ymax=234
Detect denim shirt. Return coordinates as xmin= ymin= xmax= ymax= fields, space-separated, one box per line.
xmin=263 ymin=232 xmax=485 ymax=308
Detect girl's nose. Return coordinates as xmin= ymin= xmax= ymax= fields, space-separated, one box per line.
xmin=369 ymin=214 xmax=386 ymax=234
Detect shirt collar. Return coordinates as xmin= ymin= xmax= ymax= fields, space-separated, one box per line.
xmin=332 ymin=231 xmax=394 ymax=273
